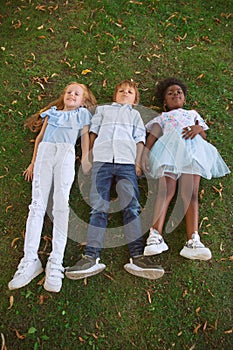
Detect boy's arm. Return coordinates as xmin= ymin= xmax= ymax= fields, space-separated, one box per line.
xmin=135 ymin=141 xmax=144 ymax=176
xmin=89 ymin=132 xmax=98 ymax=164
xmin=23 ymin=117 xmax=48 ymax=181
xmin=141 ymin=123 xmax=162 ymax=173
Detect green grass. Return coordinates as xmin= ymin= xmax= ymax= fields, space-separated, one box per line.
xmin=0 ymin=0 xmax=232 ymax=349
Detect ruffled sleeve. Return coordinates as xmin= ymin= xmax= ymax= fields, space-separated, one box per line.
xmin=145 ymin=115 xmax=163 ymax=132
xmin=77 ymin=107 xmax=92 ymax=129
xmin=192 ymin=110 xmax=209 ymax=131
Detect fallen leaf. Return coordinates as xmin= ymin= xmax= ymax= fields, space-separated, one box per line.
xmin=200 ymin=188 xmax=205 ymax=200
xmin=37 ymin=276 xmax=45 ymax=286
xmin=224 ymin=327 xmax=233 ymax=334
xmin=193 ymin=323 xmax=202 ymax=334
xmin=81 ymin=69 xmax=92 ymax=75
xmin=147 ymin=290 xmax=152 ymax=304
xmin=212 ymin=184 xmax=223 ymax=200
xmin=11 ymin=237 xmax=20 ymax=247
xmin=196 ymin=73 xmax=204 ymax=79
xmin=203 ymin=320 xmax=208 ymax=331
xmin=8 ymin=295 xmax=14 ymax=309
xmin=220 ymin=241 xmax=224 ymax=252
xmin=1 ymin=333 xmax=7 ymax=350
xmin=196 ymin=307 xmax=201 ymax=315
xmin=6 ymin=205 xmax=13 ymax=213
xmin=14 ymin=329 xmax=26 ymax=340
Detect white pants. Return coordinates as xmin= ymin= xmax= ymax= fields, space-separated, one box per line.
xmin=24 ymin=142 xmax=75 ymax=265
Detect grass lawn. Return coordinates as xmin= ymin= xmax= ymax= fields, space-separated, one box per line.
xmin=0 ymin=0 xmax=232 ymax=349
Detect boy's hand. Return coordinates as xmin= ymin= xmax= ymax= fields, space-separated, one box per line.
xmin=81 ymin=159 xmax=92 ymax=175
xmin=141 ymin=151 xmax=150 ymax=174
xmin=23 ymin=163 xmax=34 ymax=182
xmin=135 ymin=164 xmax=142 ymax=177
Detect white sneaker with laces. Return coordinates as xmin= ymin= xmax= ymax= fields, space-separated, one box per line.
xmin=180 ymin=232 xmax=212 ymax=261
xmin=8 ymin=258 xmax=43 ymax=290
xmin=144 ymin=228 xmax=169 ymax=256
xmin=44 ymin=260 xmax=64 ymax=293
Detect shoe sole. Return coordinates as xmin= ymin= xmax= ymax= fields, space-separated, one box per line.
xmin=65 ymin=264 xmax=106 ymax=280
xmin=144 ymin=245 xmax=169 ymax=256
xmin=8 ymin=267 xmax=44 ymax=290
xmin=44 ymin=281 xmax=61 ymax=293
xmin=124 ymin=264 xmax=164 ymax=280
xmin=180 ymin=248 xmax=212 ymax=261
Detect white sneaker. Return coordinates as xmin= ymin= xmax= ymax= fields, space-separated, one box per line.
xmin=144 ymin=228 xmax=169 ymax=256
xmin=8 ymin=258 xmax=43 ymax=290
xmin=180 ymin=232 xmax=212 ymax=261
xmin=44 ymin=260 xmax=64 ymax=293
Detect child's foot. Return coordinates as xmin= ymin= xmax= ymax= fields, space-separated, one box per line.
xmin=180 ymin=232 xmax=212 ymax=261
xmin=65 ymin=255 xmax=106 ymax=280
xmin=44 ymin=260 xmax=64 ymax=293
xmin=8 ymin=258 xmax=43 ymax=290
xmin=144 ymin=228 xmax=169 ymax=256
xmin=124 ymin=255 xmax=164 ymax=279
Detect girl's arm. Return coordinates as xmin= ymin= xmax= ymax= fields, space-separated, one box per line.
xmin=141 ymin=123 xmax=162 ymax=173
xmin=23 ymin=117 xmax=48 ymax=181
xmin=135 ymin=141 xmax=144 ymax=177
xmin=182 ymin=120 xmax=207 ymax=140
xmin=80 ymin=125 xmax=92 ymax=175
xmin=88 ymin=132 xmax=98 ymax=164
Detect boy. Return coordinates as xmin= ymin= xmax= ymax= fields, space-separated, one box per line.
xmin=65 ymin=80 xmax=164 ymax=280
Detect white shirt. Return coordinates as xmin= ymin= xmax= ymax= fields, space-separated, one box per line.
xmin=90 ymin=103 xmax=146 ymax=164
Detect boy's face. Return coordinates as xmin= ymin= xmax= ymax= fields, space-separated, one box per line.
xmin=115 ymin=84 xmax=136 ymax=105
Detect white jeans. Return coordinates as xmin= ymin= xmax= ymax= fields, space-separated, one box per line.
xmin=24 ymin=142 xmax=75 ymax=265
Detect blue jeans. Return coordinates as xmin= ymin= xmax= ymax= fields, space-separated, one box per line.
xmin=85 ymin=162 xmax=144 ymax=258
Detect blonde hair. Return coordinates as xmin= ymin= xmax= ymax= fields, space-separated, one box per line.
xmin=24 ymin=82 xmax=97 ymax=132
xmin=113 ymin=80 xmax=140 ymax=105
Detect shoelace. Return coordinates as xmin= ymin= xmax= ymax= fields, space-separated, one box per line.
xmin=187 ymin=238 xmax=204 ymax=249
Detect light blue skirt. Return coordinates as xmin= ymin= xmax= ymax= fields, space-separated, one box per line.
xmin=148 ymin=131 xmax=230 ymax=180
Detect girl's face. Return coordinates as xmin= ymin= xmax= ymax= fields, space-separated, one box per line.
xmin=63 ymin=84 xmax=84 ymax=110
xmin=115 ymin=84 xmax=136 ymax=105
xmin=163 ymin=84 xmax=185 ymax=111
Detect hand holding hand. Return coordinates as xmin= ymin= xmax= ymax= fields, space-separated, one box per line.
xmin=81 ymin=158 xmax=92 ymax=175
xmin=141 ymin=150 xmax=150 ymax=174
xmin=135 ymin=164 xmax=142 ymax=177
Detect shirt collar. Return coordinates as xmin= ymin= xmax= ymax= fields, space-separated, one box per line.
xmin=112 ymin=102 xmax=133 ymax=110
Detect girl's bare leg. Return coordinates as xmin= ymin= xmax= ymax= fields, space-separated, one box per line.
xmin=180 ymin=174 xmax=200 ymax=240
xmin=152 ymin=176 xmax=177 ymax=235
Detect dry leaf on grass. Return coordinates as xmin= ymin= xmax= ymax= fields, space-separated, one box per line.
xmin=8 ymin=295 xmax=14 ymax=309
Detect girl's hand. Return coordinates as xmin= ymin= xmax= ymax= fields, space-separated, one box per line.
xmin=23 ymin=163 xmax=34 ymax=182
xmin=135 ymin=164 xmax=142 ymax=177
xmin=81 ymin=159 xmax=92 ymax=175
xmin=141 ymin=151 xmax=150 ymax=174
xmin=182 ymin=120 xmax=206 ymax=140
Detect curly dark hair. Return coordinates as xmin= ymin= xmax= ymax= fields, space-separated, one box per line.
xmin=155 ymin=77 xmax=187 ymax=106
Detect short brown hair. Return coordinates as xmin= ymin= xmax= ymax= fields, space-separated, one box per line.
xmin=113 ymin=80 xmax=140 ymax=105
